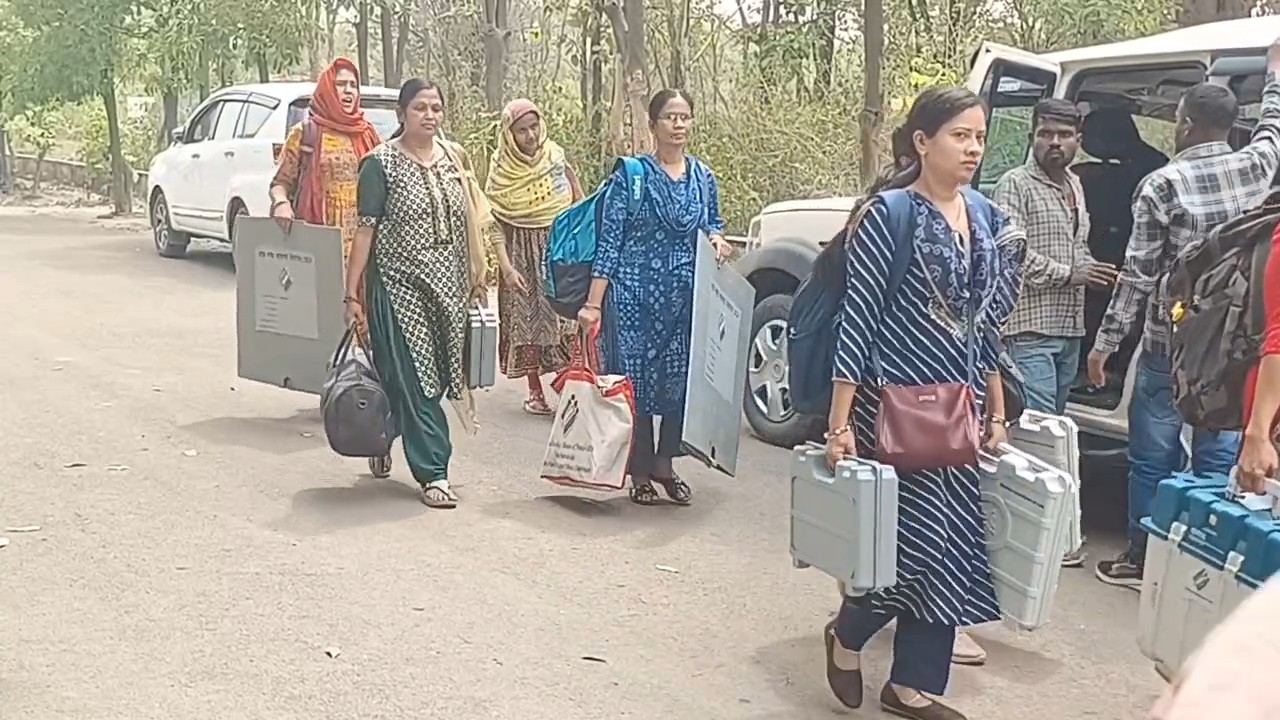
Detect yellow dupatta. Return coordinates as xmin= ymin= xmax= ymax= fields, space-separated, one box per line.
xmin=485 ymin=101 xmax=575 ymax=228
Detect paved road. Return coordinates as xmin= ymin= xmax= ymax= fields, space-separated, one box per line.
xmin=0 ymin=206 xmax=1164 ymax=719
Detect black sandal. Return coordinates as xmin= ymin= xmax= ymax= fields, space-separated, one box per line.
xmin=629 ymin=481 xmax=660 ymax=506
xmin=653 ymin=474 xmax=692 ymax=505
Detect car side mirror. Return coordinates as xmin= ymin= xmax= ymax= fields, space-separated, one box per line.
xmin=170 ymin=127 xmax=184 ymax=145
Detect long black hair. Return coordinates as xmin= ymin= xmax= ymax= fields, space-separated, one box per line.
xmin=389 ymin=77 xmax=446 ymax=140
xmin=647 ymin=89 xmax=694 ymax=123
xmin=812 ymin=86 xmax=984 ymax=291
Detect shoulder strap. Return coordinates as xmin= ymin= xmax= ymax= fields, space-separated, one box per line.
xmin=616 ymin=156 xmax=645 ymax=218
xmin=878 ymin=188 xmax=915 ymax=302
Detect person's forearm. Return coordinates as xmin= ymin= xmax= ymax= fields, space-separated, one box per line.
xmin=492 ymin=238 xmax=514 ymax=271
xmin=346 ymin=228 xmax=374 ymax=299
xmin=586 ymin=277 xmax=609 ymax=307
xmin=829 ymin=381 xmax=858 ymax=433
xmin=1246 ymin=355 xmax=1280 ymax=440
xmin=269 ymin=184 xmax=290 ymax=206
xmin=986 ymin=372 xmax=1006 ymax=421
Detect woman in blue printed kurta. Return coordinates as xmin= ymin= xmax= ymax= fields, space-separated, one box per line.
xmin=578 ymin=89 xmax=733 ymax=506
xmin=819 ymin=88 xmax=1025 ymax=720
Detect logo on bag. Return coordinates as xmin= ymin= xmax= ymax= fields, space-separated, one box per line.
xmin=917 ymin=393 xmax=937 ymax=403
xmin=561 ymin=394 xmax=580 ymax=433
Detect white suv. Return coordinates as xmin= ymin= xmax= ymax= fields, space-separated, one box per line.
xmin=146 ymin=82 xmax=400 ymax=260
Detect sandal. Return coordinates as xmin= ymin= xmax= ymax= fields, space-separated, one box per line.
xmin=368 ymin=455 xmax=392 ymax=479
xmin=653 ymin=474 xmax=693 ymax=505
xmin=421 ymin=484 xmax=458 ymax=509
xmin=523 ymin=397 xmax=555 ymax=416
xmin=629 ymin=480 xmax=660 ymax=506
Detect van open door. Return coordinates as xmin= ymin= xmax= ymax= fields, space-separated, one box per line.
xmin=966 ymin=42 xmax=1061 ymax=193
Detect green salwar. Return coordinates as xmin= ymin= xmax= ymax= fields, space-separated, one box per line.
xmin=366 ymin=261 xmax=452 ymax=486
xmin=357 ymin=140 xmax=474 ymax=490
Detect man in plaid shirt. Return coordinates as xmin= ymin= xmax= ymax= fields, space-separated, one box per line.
xmin=994 ymin=99 xmax=1119 ymax=569
xmin=1090 ymin=43 xmax=1280 ymax=589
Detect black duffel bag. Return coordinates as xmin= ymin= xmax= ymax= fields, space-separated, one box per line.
xmin=320 ymin=326 xmax=396 ymax=458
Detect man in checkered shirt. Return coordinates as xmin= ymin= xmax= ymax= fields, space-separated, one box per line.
xmin=993 ymin=99 xmax=1119 ymax=569
xmin=1090 ymin=41 xmax=1280 ymax=589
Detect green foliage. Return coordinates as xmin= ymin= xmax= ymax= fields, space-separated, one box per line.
xmin=8 ymin=104 xmax=60 ymax=157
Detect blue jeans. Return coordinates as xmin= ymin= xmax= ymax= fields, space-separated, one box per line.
xmin=1127 ymin=352 xmax=1240 ymax=551
xmin=1007 ymin=333 xmax=1081 ymax=416
xmin=836 ymin=600 xmax=954 ymax=695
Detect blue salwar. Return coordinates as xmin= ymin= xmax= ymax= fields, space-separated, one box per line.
xmin=832 ymin=192 xmax=1025 ymax=695
xmin=591 ymin=154 xmax=725 ymax=476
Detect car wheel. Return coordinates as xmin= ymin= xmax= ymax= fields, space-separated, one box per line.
xmin=743 ymin=293 xmax=822 ymax=448
xmin=228 ymin=200 xmax=249 ymax=268
xmin=152 ymin=192 xmax=190 ymax=259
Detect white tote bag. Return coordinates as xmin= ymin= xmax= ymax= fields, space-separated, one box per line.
xmin=540 ymin=331 xmax=635 ymax=491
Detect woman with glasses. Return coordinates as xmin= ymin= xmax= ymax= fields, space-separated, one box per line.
xmin=576 ymin=89 xmax=732 ymax=507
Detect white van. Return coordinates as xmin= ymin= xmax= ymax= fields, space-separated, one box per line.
xmin=736 ymin=16 xmax=1279 ymax=453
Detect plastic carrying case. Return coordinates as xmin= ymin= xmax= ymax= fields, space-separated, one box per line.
xmin=979 ymin=445 xmax=1071 ymax=630
xmin=1139 ymin=472 xmax=1280 ymax=679
xmin=1008 ymin=410 xmax=1083 ymax=554
xmin=790 ymin=445 xmax=900 ymax=595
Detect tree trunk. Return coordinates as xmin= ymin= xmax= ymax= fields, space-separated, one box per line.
xmin=0 ymin=117 xmax=12 ymax=194
xmin=356 ymin=0 xmax=371 ymax=79
xmin=197 ymin=44 xmax=211 ymax=100
xmin=815 ymin=0 xmax=837 ymax=95
xmin=604 ymin=0 xmax=650 ymax=157
xmin=1179 ymin=0 xmax=1254 ymax=25
xmin=101 ymin=69 xmax=132 ymax=215
xmin=482 ymin=0 xmax=511 ymax=111
xmin=393 ymin=13 xmax=410 ymax=88
xmin=158 ymin=89 xmax=179 ymax=151
xmin=256 ymin=52 xmax=270 ymax=83
xmin=380 ymin=3 xmax=395 ymax=87
xmin=859 ymin=0 xmax=884 ymax=187
xmin=32 ymin=153 xmax=44 ymax=193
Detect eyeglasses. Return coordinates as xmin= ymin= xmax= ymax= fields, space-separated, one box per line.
xmin=659 ymin=113 xmax=693 ymax=124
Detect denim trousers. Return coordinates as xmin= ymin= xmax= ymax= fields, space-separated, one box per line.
xmin=1006 ymin=333 xmax=1081 ymax=416
xmin=1127 ymin=352 xmax=1240 ymax=551
xmin=835 ymin=599 xmax=955 ymax=695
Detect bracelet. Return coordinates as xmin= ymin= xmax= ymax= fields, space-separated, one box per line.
xmin=583 ymin=302 xmax=601 ymax=310
xmin=271 ymin=199 xmax=289 ymax=212
xmin=824 ymin=425 xmax=851 ymax=440
xmin=343 ymin=296 xmax=362 ymax=305
xmin=988 ymin=415 xmax=1006 ymax=426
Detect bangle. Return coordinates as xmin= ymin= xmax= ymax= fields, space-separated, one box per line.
xmin=583 ymin=302 xmax=601 ymax=310
xmin=988 ymin=415 xmax=1006 ymax=426
xmin=824 ymin=425 xmax=851 ymax=440
xmin=271 ymin=199 xmax=289 ymax=212
xmin=343 ymin=296 xmax=362 ymax=305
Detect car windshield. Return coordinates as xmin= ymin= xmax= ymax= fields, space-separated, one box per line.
xmin=287 ymin=97 xmax=401 ymax=141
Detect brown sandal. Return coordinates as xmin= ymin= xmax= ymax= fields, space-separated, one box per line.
xmin=652 ymin=474 xmax=692 ymax=505
xmin=879 ymin=683 xmax=967 ymax=720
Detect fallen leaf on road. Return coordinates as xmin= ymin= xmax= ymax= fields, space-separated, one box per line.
xmin=300 ymin=432 xmax=314 ymax=438
xmin=106 ymin=464 xmax=130 ymax=472
xmin=182 ymin=450 xmax=199 ymax=458
xmin=411 ymin=606 xmax=426 ymax=612
xmin=580 ymin=655 xmax=608 ymax=664
xmin=655 ymin=564 xmax=680 ymax=574
xmin=175 ymin=565 xmax=191 ymax=571
xmin=52 ymin=366 xmax=64 ymax=371
xmin=63 ymin=462 xmax=87 ymax=469
xmin=324 ymin=647 xmax=342 ymax=659
xmin=6 ymin=526 xmax=40 ymax=533
xmin=151 ymin=386 xmax=163 ymax=393
xmin=0 ymin=538 xmax=8 ymax=549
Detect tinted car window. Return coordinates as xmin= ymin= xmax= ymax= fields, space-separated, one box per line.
xmin=237 ymin=102 xmax=274 ymax=138
xmin=186 ymin=103 xmax=222 ymax=143
xmin=213 ymin=101 xmax=245 ymax=140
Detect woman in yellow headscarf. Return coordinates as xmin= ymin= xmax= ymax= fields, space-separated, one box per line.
xmin=486 ymin=99 xmax=583 ymax=415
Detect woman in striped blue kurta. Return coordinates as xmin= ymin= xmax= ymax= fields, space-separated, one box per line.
xmin=820 ymin=87 xmax=1025 ymax=720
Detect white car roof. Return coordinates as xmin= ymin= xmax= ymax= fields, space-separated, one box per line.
xmin=211 ymin=82 xmax=400 ymax=103
xmin=1044 ymin=16 xmax=1280 ymax=65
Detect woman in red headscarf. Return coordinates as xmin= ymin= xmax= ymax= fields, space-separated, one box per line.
xmin=269 ymin=58 xmax=383 ymax=264
xmin=270 ymin=58 xmax=390 ymax=478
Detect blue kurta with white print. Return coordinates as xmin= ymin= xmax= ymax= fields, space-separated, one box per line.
xmin=592 ymin=155 xmax=725 ymax=417
xmin=835 ymin=190 xmax=1025 ymax=626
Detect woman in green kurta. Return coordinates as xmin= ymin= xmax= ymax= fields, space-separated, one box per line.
xmin=345 ymin=78 xmax=494 ymax=509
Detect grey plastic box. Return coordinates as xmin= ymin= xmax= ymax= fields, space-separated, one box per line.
xmin=1009 ymin=410 xmax=1083 ymax=554
xmin=790 ymin=445 xmax=900 ymax=594
xmin=467 ymin=305 xmax=498 ymax=389
xmin=979 ymin=447 xmax=1070 ymax=630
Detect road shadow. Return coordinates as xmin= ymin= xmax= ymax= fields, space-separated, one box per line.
xmin=481 ymin=483 xmax=726 ymax=549
xmin=752 ymin=627 xmax=894 ymax=716
xmin=180 ymin=407 xmax=324 ymax=455
xmin=266 ymin=476 xmax=425 ymax=535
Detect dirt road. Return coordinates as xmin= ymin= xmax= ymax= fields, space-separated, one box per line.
xmin=0 ymin=207 xmax=1164 ymax=719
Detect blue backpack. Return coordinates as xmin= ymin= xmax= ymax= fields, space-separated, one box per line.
xmin=788 ymin=187 xmax=999 ymax=418
xmin=542 ymin=157 xmax=645 ymax=319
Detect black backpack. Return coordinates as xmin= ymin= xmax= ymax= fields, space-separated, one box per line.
xmin=1166 ymin=191 xmax=1278 ymax=431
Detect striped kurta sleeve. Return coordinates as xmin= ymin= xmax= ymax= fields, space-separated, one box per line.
xmin=833 ymin=201 xmax=895 ymax=385
xmin=983 ymin=203 xmax=1027 ymax=373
